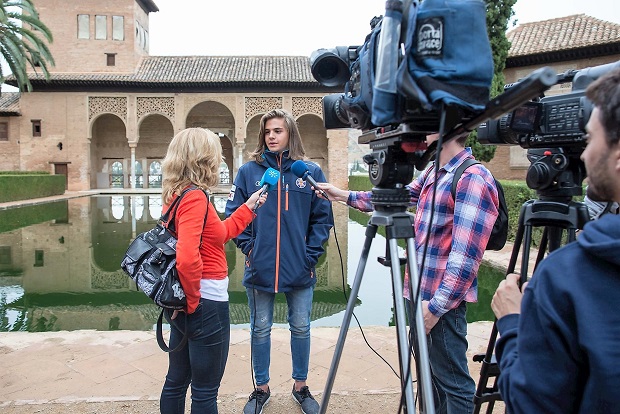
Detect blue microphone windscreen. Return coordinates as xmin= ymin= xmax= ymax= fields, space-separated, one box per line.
xmin=291 ymin=160 xmax=308 ymax=178
xmin=259 ymin=167 xmax=280 ymax=187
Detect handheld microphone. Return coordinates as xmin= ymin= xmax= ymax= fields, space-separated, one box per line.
xmin=254 ymin=167 xmax=280 ymax=210
xmin=291 ymin=160 xmax=329 ymax=201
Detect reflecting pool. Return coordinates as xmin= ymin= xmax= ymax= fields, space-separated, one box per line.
xmin=0 ymin=196 xmax=504 ymax=332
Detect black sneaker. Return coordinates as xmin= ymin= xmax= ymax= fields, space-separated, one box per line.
xmin=243 ymin=387 xmax=271 ymax=414
xmin=291 ymin=385 xmax=320 ymax=414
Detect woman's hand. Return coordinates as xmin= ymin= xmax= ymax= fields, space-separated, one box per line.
xmin=314 ymin=182 xmax=350 ymax=202
xmin=245 ymin=188 xmax=268 ymax=210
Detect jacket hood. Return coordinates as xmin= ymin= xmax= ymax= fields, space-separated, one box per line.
xmin=578 ymin=214 xmax=620 ymax=266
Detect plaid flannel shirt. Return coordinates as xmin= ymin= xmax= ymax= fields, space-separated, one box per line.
xmin=348 ymin=148 xmax=499 ymax=317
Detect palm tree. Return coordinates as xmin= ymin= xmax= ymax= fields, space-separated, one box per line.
xmin=0 ymin=0 xmax=54 ymax=92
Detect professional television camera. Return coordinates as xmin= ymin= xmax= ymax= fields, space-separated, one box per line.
xmin=477 ymin=60 xmax=620 ymax=200
xmin=309 ymin=0 xmax=557 ymax=196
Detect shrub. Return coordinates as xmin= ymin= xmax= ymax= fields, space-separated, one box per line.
xmin=0 ymin=174 xmax=65 ymax=203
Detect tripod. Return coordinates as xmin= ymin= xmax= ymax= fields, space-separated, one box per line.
xmin=472 ymin=197 xmax=590 ymax=414
xmin=319 ymin=190 xmax=435 ymax=414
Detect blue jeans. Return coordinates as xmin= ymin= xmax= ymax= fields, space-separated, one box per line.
xmin=160 ymin=298 xmax=230 ymax=414
xmin=246 ymin=286 xmax=313 ymax=386
xmin=407 ymin=299 xmax=475 ymax=414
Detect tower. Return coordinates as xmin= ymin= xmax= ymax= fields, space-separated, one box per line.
xmin=34 ymin=0 xmax=158 ymax=74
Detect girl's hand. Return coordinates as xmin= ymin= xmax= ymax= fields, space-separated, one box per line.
xmin=245 ymin=188 xmax=268 ymax=209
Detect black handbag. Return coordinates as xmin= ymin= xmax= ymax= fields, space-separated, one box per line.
xmin=120 ymin=186 xmax=208 ymax=352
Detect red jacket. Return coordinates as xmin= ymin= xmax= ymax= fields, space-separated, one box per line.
xmin=164 ymin=189 xmax=254 ymax=313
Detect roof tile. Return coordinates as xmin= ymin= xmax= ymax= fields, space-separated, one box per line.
xmin=508 ymin=14 xmax=620 ymax=57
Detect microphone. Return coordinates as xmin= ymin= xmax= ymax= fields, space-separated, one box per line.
xmin=254 ymin=167 xmax=280 ymax=210
xmin=291 ymin=160 xmax=329 ymax=200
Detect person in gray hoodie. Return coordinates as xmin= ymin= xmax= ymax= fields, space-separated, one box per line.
xmin=491 ymin=67 xmax=620 ymax=413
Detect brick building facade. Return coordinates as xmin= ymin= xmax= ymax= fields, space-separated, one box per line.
xmin=0 ymin=0 xmax=349 ymax=192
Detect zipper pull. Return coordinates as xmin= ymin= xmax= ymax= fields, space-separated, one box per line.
xmin=286 ymin=183 xmax=289 ymax=211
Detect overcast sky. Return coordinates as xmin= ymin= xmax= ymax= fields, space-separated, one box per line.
xmin=149 ymin=0 xmax=620 ymax=57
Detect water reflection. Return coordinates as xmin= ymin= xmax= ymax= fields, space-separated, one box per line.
xmin=0 ymin=196 xmax=504 ymax=332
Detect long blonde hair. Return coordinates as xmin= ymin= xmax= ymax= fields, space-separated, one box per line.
xmin=161 ymin=128 xmax=222 ymax=203
xmin=248 ymin=109 xmax=306 ymax=163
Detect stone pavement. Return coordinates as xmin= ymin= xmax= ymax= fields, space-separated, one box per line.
xmin=0 ymin=323 xmax=498 ymax=410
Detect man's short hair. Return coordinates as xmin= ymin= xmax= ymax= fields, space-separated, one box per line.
xmin=586 ymin=68 xmax=620 ymax=146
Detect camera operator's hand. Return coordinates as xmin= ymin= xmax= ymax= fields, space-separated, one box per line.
xmin=313 ymin=182 xmax=350 ymax=203
xmin=422 ymin=301 xmax=440 ymax=334
xmin=492 ymin=273 xmax=528 ymax=319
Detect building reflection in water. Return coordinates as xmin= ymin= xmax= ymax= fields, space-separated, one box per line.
xmin=0 ymin=195 xmax=353 ymax=332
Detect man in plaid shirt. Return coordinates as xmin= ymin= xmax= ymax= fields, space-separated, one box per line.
xmin=316 ymin=133 xmax=499 ymax=414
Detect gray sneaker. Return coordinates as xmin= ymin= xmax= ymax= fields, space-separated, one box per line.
xmin=291 ymin=385 xmax=320 ymax=414
xmin=243 ymin=387 xmax=270 ymax=414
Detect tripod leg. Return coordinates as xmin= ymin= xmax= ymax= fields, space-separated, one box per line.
xmin=403 ymin=237 xmax=436 ymax=414
xmin=319 ymin=224 xmax=378 ymax=414
xmin=386 ymin=238 xmax=418 ymax=414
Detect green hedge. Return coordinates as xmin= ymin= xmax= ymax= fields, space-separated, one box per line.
xmin=0 ymin=171 xmax=49 ymax=175
xmin=0 ymin=174 xmax=65 ymax=203
xmin=346 ymin=175 xmax=585 ymax=246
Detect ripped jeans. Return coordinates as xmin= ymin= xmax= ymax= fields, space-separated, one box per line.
xmin=246 ymin=286 xmax=314 ymax=386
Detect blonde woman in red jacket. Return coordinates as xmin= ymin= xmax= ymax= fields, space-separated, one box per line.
xmin=159 ymin=128 xmax=266 ymax=414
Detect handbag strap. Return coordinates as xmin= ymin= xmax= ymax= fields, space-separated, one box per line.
xmin=163 ymin=187 xmax=210 ymax=236
xmin=156 ymin=309 xmax=188 ymax=353
xmin=160 ymin=186 xmax=197 ymax=231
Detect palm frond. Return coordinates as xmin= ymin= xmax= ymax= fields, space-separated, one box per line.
xmin=0 ymin=0 xmax=54 ymax=91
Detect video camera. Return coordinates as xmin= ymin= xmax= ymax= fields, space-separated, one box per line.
xmin=309 ymin=0 xmax=557 ymax=200
xmin=477 ymin=60 xmax=620 ymax=199
xmin=478 ymin=61 xmax=620 ymax=149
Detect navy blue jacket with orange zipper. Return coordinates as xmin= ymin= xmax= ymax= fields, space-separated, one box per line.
xmin=224 ymin=150 xmax=333 ymax=293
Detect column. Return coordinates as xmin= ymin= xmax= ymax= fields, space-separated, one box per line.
xmin=130 ymin=144 xmax=136 ymax=189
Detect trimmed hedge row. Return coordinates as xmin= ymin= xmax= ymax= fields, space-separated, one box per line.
xmin=0 ymin=171 xmax=49 ymax=175
xmin=0 ymin=174 xmax=66 ymax=203
xmin=347 ymin=174 xmax=583 ymax=246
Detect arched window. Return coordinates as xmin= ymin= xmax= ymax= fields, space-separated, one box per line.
xmin=110 ymin=161 xmax=123 ymax=188
xmin=148 ymin=161 xmax=162 ymax=188
xmin=219 ymin=162 xmax=230 ymax=185
xmin=133 ymin=161 xmax=143 ymax=188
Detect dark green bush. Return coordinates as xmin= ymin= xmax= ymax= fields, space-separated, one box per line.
xmin=0 ymin=174 xmax=65 ymax=203
xmin=348 ymin=175 xmax=372 ymax=191
xmin=0 ymin=171 xmax=49 ymax=175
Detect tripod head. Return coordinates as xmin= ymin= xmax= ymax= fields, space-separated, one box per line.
xmin=525 ymin=147 xmax=586 ymax=203
xmin=361 ymin=133 xmax=428 ymax=213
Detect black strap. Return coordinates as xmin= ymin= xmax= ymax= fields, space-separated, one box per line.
xmin=163 ymin=186 xmax=201 ymax=234
xmin=451 ymin=159 xmax=480 ymax=199
xmin=156 ymin=309 xmax=189 ymax=353
xmin=166 ymin=188 xmax=209 ymax=245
